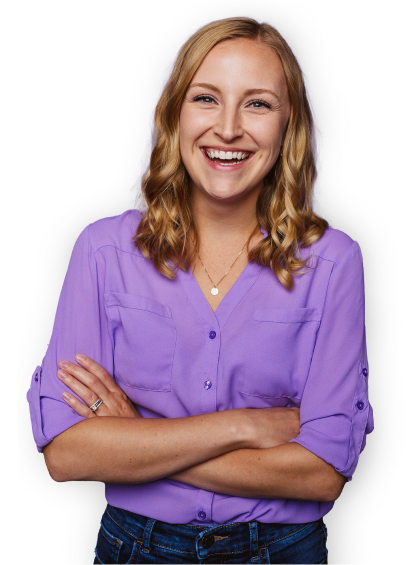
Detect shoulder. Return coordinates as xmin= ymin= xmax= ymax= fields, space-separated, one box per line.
xmin=307 ymin=226 xmax=362 ymax=267
xmin=86 ymin=209 xmax=144 ymax=256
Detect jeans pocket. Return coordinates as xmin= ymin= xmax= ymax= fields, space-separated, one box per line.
xmin=95 ymin=522 xmax=123 ymax=564
xmin=264 ymin=521 xmax=327 ymax=565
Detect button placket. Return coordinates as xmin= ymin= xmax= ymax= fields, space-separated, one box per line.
xmin=195 ymin=487 xmax=213 ymax=524
xmin=202 ymin=327 xmax=220 ymax=395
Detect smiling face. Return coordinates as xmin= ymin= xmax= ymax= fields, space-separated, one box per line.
xmin=179 ymin=38 xmax=291 ymax=204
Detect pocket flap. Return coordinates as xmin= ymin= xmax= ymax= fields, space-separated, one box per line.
xmin=254 ymin=307 xmax=322 ymax=324
xmin=105 ymin=292 xmax=172 ymax=319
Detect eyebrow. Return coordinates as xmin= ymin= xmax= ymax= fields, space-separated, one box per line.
xmin=189 ymin=83 xmax=280 ymax=101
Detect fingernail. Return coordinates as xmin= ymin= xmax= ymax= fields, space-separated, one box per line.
xmin=59 ymin=361 xmax=69 ymax=368
xmin=62 ymin=392 xmax=72 ymax=401
xmin=75 ymin=354 xmax=86 ymax=362
xmin=58 ymin=369 xmax=68 ymax=379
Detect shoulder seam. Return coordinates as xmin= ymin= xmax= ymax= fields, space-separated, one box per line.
xmin=86 ymin=209 xmax=143 ymax=256
xmin=310 ymin=238 xmax=358 ymax=267
xmin=93 ymin=243 xmax=147 ymax=260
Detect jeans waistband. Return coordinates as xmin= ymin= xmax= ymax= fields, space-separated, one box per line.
xmin=104 ymin=504 xmax=322 ymax=562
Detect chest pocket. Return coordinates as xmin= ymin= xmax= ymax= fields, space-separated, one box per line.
xmin=105 ymin=292 xmax=176 ymax=391
xmin=242 ymin=307 xmax=322 ymax=399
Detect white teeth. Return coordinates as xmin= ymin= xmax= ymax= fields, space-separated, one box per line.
xmin=205 ymin=148 xmax=250 ymax=162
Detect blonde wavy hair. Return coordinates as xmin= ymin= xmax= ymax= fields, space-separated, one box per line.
xmin=134 ymin=17 xmax=328 ymax=289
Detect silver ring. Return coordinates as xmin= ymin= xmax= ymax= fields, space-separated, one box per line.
xmin=89 ymin=398 xmax=103 ymax=412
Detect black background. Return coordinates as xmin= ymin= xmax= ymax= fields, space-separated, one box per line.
xmin=19 ymin=4 xmax=378 ymax=565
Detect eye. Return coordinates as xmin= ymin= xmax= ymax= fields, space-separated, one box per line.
xmin=248 ymin=99 xmax=272 ymax=109
xmin=193 ymin=95 xmax=217 ymax=104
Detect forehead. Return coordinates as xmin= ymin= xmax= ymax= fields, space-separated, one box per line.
xmin=190 ymin=38 xmax=287 ymax=92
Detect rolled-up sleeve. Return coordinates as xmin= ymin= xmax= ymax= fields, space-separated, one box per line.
xmin=26 ymin=225 xmax=113 ymax=452
xmin=290 ymin=240 xmax=374 ymax=480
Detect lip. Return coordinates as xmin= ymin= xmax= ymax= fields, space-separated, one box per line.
xmin=200 ymin=147 xmax=254 ymax=172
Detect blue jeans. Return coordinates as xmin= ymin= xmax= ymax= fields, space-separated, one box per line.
xmin=93 ymin=504 xmax=328 ymax=564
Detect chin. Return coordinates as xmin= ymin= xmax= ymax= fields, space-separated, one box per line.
xmin=190 ymin=173 xmax=256 ymax=202
xmin=205 ymin=186 xmax=248 ymax=201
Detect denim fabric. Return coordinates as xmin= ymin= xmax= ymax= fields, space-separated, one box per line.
xmin=93 ymin=504 xmax=328 ymax=564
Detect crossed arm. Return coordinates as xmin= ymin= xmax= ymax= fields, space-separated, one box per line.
xmin=43 ymin=355 xmax=346 ymax=502
xmin=168 ymin=443 xmax=344 ymax=501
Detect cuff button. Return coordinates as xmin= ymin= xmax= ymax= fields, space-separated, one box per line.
xmin=356 ymin=401 xmax=365 ymax=411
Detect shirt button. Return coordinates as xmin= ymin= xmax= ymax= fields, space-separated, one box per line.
xmin=362 ymin=368 xmax=368 ymax=377
xmin=204 ymin=380 xmax=212 ymax=390
xmin=209 ymin=331 xmax=216 ymax=339
xmin=35 ymin=376 xmax=38 ymax=382
xmin=198 ymin=510 xmax=206 ymax=520
xmin=356 ymin=401 xmax=365 ymax=411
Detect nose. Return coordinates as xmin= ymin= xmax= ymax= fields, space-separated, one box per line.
xmin=213 ymin=104 xmax=243 ymax=142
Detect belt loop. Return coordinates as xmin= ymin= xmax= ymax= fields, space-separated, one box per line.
xmin=141 ymin=518 xmax=156 ymax=554
xmin=249 ymin=521 xmax=260 ymax=562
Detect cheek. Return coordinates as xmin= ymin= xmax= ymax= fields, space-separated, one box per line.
xmin=248 ymin=117 xmax=287 ymax=154
xmin=180 ymin=106 xmax=212 ymax=148
xmin=179 ymin=110 xmax=202 ymax=181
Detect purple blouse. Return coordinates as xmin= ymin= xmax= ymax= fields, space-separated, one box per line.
xmin=27 ymin=209 xmax=374 ymax=525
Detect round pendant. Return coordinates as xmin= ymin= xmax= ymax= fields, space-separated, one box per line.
xmin=211 ymin=287 xmax=219 ymax=296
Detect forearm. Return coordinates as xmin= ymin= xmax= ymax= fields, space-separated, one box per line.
xmin=169 ymin=443 xmax=347 ymax=502
xmin=43 ymin=412 xmax=251 ymax=483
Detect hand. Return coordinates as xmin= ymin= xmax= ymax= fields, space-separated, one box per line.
xmin=240 ymin=406 xmax=300 ymax=449
xmin=57 ymin=354 xmax=141 ymax=419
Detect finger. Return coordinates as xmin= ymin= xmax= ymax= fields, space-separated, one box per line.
xmin=62 ymin=391 xmax=97 ymax=419
xmin=74 ymin=354 xmax=123 ymax=394
xmin=58 ymin=360 xmax=110 ymax=402
xmin=57 ymin=369 xmax=102 ymax=411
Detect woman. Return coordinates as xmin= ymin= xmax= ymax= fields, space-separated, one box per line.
xmin=27 ymin=17 xmax=373 ymax=564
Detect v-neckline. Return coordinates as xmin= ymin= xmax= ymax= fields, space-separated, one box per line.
xmin=177 ymin=227 xmax=267 ymax=330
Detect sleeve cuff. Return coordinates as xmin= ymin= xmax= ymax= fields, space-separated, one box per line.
xmin=27 ymin=366 xmax=48 ymax=452
xmin=27 ymin=365 xmax=85 ymax=453
xmin=290 ymin=400 xmax=372 ymax=481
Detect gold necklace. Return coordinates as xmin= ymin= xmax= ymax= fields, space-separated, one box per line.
xmin=195 ymin=238 xmax=250 ymax=296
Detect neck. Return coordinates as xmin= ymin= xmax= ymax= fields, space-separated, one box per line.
xmin=190 ymin=183 xmax=261 ymax=245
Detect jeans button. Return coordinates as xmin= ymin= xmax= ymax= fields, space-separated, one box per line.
xmin=201 ymin=534 xmax=215 ymax=549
